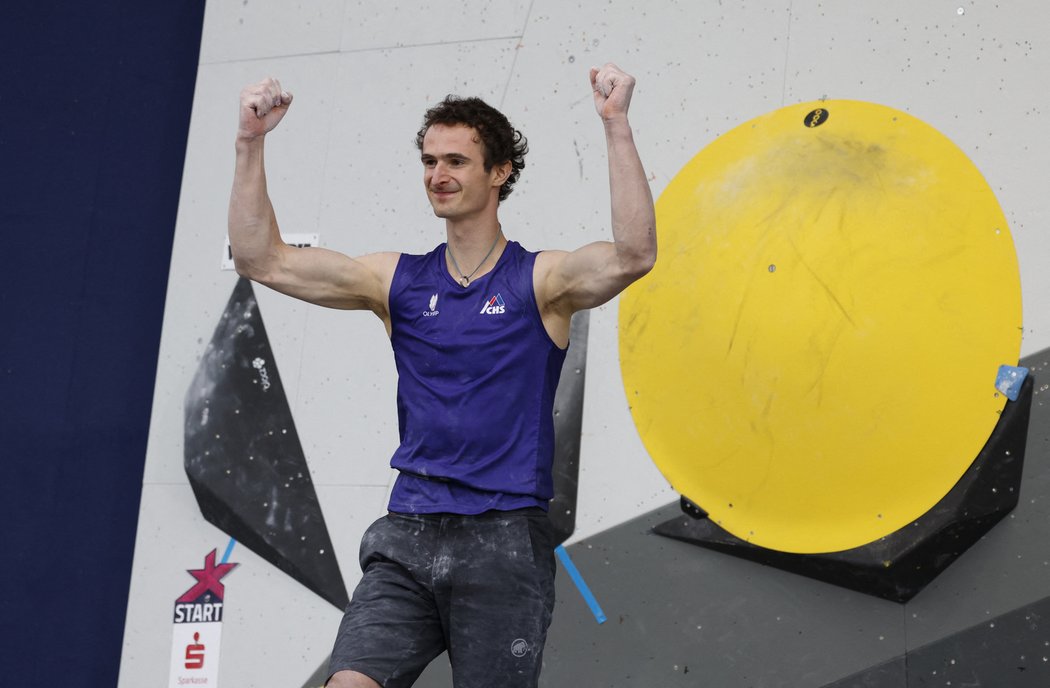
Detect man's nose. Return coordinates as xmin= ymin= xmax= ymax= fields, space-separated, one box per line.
xmin=431 ymin=164 xmax=451 ymax=184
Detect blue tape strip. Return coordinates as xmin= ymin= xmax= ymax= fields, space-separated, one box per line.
xmin=220 ymin=537 xmax=237 ymax=565
xmin=995 ymin=365 xmax=1029 ymax=402
xmin=555 ymin=544 xmax=606 ymax=624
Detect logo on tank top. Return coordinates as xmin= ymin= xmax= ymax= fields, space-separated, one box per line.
xmin=480 ymin=293 xmax=506 ymax=315
xmin=423 ymin=293 xmax=440 ymax=317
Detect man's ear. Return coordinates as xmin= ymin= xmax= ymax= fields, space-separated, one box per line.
xmin=492 ymin=160 xmax=512 ymax=186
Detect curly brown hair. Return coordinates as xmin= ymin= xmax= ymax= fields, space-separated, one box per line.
xmin=415 ymin=95 xmax=528 ymax=202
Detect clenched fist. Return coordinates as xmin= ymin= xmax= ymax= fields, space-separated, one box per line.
xmin=589 ymin=63 xmax=636 ymax=122
xmin=237 ymin=77 xmax=293 ymax=141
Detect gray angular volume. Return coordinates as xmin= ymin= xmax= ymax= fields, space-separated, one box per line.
xmin=549 ymin=311 xmax=589 ymax=545
xmin=184 ymin=277 xmax=348 ymax=610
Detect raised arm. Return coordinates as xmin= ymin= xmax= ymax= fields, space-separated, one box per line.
xmin=535 ymin=64 xmax=657 ymax=341
xmin=228 ymin=78 xmax=397 ymax=318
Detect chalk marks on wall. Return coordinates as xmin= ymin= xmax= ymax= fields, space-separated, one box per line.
xmin=184 ymin=278 xmax=348 ymax=610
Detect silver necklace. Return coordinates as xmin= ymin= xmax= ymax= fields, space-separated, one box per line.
xmin=445 ymin=232 xmax=501 ymax=287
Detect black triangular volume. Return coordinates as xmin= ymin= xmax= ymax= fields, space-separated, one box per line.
xmin=184 ymin=278 xmax=349 ymax=610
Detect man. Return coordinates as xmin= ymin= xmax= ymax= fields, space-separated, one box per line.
xmin=229 ymin=63 xmax=656 ymax=688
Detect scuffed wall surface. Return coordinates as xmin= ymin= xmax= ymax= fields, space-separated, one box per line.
xmin=121 ymin=2 xmax=1050 ymax=686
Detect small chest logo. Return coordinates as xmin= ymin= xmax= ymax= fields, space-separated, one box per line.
xmin=480 ymin=293 xmax=506 ymax=315
xmin=423 ymin=293 xmax=440 ymax=317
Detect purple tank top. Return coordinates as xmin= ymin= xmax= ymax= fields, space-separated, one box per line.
xmin=385 ymin=241 xmax=567 ymax=514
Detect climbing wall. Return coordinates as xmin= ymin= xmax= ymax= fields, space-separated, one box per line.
xmin=119 ymin=2 xmax=1050 ymax=686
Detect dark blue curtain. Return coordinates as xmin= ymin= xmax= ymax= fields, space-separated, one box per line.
xmin=0 ymin=2 xmax=205 ymax=684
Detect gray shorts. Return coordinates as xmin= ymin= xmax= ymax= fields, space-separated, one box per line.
xmin=328 ymin=508 xmax=556 ymax=688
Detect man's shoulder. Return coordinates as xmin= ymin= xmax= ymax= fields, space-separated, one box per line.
xmin=387 ymin=246 xmax=442 ymax=296
xmin=387 ymin=244 xmax=440 ymax=270
xmin=506 ymin=240 xmax=565 ymax=262
xmin=531 ymin=247 xmax=568 ymax=269
xmin=353 ymin=250 xmax=404 ymax=279
xmin=397 ymin=243 xmax=444 ymax=262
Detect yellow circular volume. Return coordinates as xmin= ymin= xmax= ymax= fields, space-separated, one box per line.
xmin=620 ymin=100 xmax=1022 ymax=554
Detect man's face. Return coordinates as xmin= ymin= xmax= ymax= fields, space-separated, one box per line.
xmin=421 ymin=124 xmax=506 ymax=221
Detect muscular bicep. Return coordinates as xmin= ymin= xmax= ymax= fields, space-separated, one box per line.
xmin=248 ymin=244 xmax=399 ymax=315
xmin=537 ymin=241 xmax=650 ymax=316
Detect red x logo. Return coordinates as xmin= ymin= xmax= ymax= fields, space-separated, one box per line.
xmin=177 ymin=549 xmax=238 ymax=603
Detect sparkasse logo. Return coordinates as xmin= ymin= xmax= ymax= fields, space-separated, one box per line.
xmin=479 ymin=293 xmax=506 ymax=315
